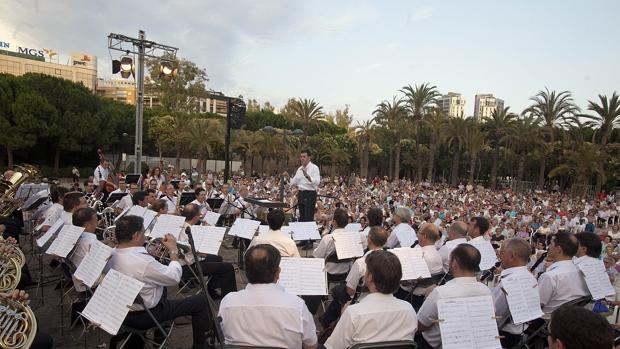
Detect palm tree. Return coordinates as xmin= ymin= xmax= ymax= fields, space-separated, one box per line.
xmin=523 ymin=88 xmax=579 ymax=188
xmin=326 ymin=146 xmax=352 ymax=177
xmin=464 ymin=125 xmax=488 ymax=185
xmin=150 ymin=113 xmax=195 ymax=171
xmin=258 ymin=131 xmax=283 ymax=173
xmin=484 ymin=107 xmax=517 ymax=189
xmin=421 ymin=108 xmax=447 ymax=182
xmin=354 ymin=120 xmax=374 ymax=179
xmin=581 ymin=92 xmax=620 ymax=192
xmin=190 ymin=118 xmax=224 ymax=172
xmin=500 ymin=115 xmax=547 ymax=183
xmin=291 ymin=98 xmax=324 ymax=142
xmin=441 ymin=117 xmax=471 ymax=186
xmin=549 ymin=142 xmax=605 ymax=197
xmin=232 ymin=129 xmax=263 ymax=174
xmin=372 ymin=97 xmax=408 ymax=179
xmin=400 ymin=83 xmax=441 ymax=182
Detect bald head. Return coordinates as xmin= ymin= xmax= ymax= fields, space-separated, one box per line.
xmin=501 ymin=238 xmax=531 ymax=267
xmin=419 ymin=223 xmax=440 ymax=245
xmin=367 ymin=226 xmax=388 ymax=248
xmin=448 ymin=221 xmax=468 ymax=240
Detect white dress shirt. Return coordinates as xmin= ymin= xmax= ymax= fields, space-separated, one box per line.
xmin=325 ymin=293 xmax=417 ymax=349
xmin=161 ymin=195 xmax=177 ymax=214
xmin=401 ymin=245 xmax=444 ymax=296
xmin=418 ymin=276 xmax=492 ymax=348
xmin=290 ymin=162 xmax=321 ymax=191
xmin=438 ymin=237 xmax=468 ymax=272
xmin=491 ymin=266 xmax=538 ymax=334
xmin=93 ymin=165 xmax=109 ymax=186
xmin=538 ymin=260 xmax=589 ymax=319
xmin=69 ymin=231 xmax=99 ymax=292
xmin=470 ymin=235 xmax=486 ymax=242
xmin=61 ymin=210 xmax=73 ymax=225
xmin=107 ymin=246 xmax=182 ymax=310
xmin=190 ymin=199 xmax=211 ymax=217
xmin=219 ymin=283 xmax=317 ymax=348
xmin=248 ymin=230 xmax=300 ymax=257
xmin=345 ymin=249 xmax=377 ymax=291
xmin=386 ymin=223 xmax=417 ymax=248
xmin=117 ymin=194 xmax=133 ymax=211
xmin=313 ymin=228 xmax=353 ymax=275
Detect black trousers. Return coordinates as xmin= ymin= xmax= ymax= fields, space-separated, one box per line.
xmin=182 ymin=256 xmax=237 ymax=298
xmin=321 ymin=284 xmax=351 ymax=327
xmin=31 ymin=330 xmax=53 ymax=349
xmin=122 ymin=296 xmax=211 ymax=349
xmin=298 ymin=190 xmax=317 ymax=222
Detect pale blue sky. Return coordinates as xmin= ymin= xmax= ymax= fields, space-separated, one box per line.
xmin=2 ymin=0 xmax=619 ymax=121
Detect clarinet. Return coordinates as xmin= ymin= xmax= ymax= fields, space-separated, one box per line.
xmin=480 ymin=261 xmax=502 ymax=282
xmin=529 ymin=251 xmax=548 ymax=272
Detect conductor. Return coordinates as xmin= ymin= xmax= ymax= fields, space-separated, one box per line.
xmin=283 ymin=150 xmax=321 ymax=223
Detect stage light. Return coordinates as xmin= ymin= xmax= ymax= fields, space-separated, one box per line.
xmin=112 ymin=56 xmax=134 ymax=79
xmin=159 ymin=61 xmax=177 ymax=80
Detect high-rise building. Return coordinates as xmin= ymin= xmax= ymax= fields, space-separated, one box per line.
xmin=0 ymin=46 xmax=97 ymax=91
xmin=96 ymin=79 xmax=136 ymax=105
xmin=440 ymin=92 xmax=466 ymax=118
xmin=474 ymin=94 xmax=504 ymax=120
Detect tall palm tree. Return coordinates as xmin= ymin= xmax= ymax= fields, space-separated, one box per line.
xmin=581 ymin=92 xmax=620 ymax=192
xmin=258 ymin=131 xmax=283 ymax=173
xmin=326 ymin=146 xmax=352 ymax=177
xmin=190 ymin=118 xmax=224 ymax=171
xmin=484 ymin=107 xmax=517 ymax=189
xmin=151 ymin=113 xmax=195 ymax=171
xmin=354 ymin=119 xmax=374 ymax=179
xmin=549 ymin=142 xmax=605 ymax=198
xmin=523 ymin=88 xmax=579 ymax=188
xmin=400 ymin=83 xmax=441 ymax=182
xmin=500 ymin=115 xmax=547 ymax=183
xmin=421 ymin=108 xmax=447 ymax=182
xmin=464 ymin=125 xmax=488 ymax=185
xmin=232 ymin=129 xmax=263 ymax=174
xmin=373 ymin=97 xmax=408 ymax=179
xmin=441 ymin=117 xmax=471 ymax=186
xmin=291 ymin=98 xmax=324 ymax=142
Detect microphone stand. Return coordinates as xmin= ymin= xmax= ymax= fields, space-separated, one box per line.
xmin=184 ymin=226 xmax=225 ymax=349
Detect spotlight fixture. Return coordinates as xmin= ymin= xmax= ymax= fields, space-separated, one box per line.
xmin=112 ymin=55 xmax=134 ymax=79
xmin=159 ymin=61 xmax=177 ymax=80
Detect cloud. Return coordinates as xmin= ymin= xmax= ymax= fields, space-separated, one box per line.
xmin=409 ymin=6 xmax=433 ymax=22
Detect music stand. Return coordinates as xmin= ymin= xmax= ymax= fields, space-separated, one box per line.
xmin=25 ymin=196 xmax=49 ymax=212
xmin=125 ymin=174 xmax=140 ymax=185
xmin=171 ymin=180 xmax=180 ymax=189
xmin=180 ymin=192 xmax=197 ymax=206
xmin=206 ymin=198 xmax=224 ymax=210
xmin=106 ymin=192 xmax=128 ymax=204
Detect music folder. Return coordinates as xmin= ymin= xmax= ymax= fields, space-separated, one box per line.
xmin=437 ymin=295 xmax=502 ymax=349
xmin=125 ymin=174 xmax=140 ymax=184
xmin=180 ymin=192 xmax=197 ymax=206
xmin=24 ymin=195 xmax=48 ymax=211
xmin=278 ymin=257 xmax=328 ymax=296
xmin=106 ymin=192 xmax=128 ymax=204
xmin=207 ymin=198 xmax=224 ymax=210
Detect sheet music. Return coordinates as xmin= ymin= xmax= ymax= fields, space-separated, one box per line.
xmin=203 ymin=211 xmax=221 ymax=226
xmin=227 ymin=218 xmax=261 ymax=240
xmin=437 ymin=295 xmax=501 ymax=349
xmin=501 ymin=272 xmax=543 ymax=324
xmin=80 ymin=269 xmax=144 ymax=335
xmin=468 ymin=239 xmax=498 ymax=271
xmin=36 ymin=218 xmax=63 ymax=247
xmin=289 ymin=221 xmax=321 ymax=241
xmin=73 ymin=240 xmax=113 ymax=288
xmin=46 ymin=225 xmax=85 ymax=258
xmin=395 ymin=227 xmax=418 ymax=248
xmin=577 ymin=258 xmax=616 ymax=300
xmin=390 ymin=247 xmax=431 ymax=280
xmin=190 ymin=225 xmax=227 ymax=255
xmin=344 ymin=223 xmax=362 ymax=232
xmin=333 ymin=231 xmax=364 ymax=259
xmin=445 ymin=239 xmax=466 ymax=250
xmin=16 ymin=183 xmax=49 ymax=199
xmin=149 ymin=214 xmax=185 ymax=239
xmin=142 ymin=209 xmax=157 ymax=231
xmin=277 ymin=257 xmax=328 ymax=295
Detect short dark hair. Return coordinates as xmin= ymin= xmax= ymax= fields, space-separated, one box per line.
xmin=51 ymin=186 xmax=69 ymax=203
xmin=450 ymin=244 xmax=481 ymax=273
xmin=133 ymin=191 xmax=148 ymax=205
xmin=195 ymin=187 xmax=205 ymax=196
xmin=471 ymin=216 xmax=490 ymax=234
xmin=146 ymin=188 xmax=157 ymax=196
xmin=333 ymin=208 xmax=349 ymax=229
xmin=301 ymin=149 xmax=312 ymax=157
xmin=549 ymin=305 xmax=614 ymax=349
xmin=182 ymin=203 xmax=200 ymax=221
xmin=553 ymin=231 xmax=579 ymax=257
xmin=150 ymin=199 xmax=167 ymax=213
xmin=244 ymin=244 xmax=281 ymax=284
xmin=575 ymin=232 xmax=603 ymax=258
xmin=63 ymin=192 xmax=83 ymax=211
xmin=365 ymin=250 xmax=402 ymax=294
xmin=367 ymin=208 xmax=383 ymax=227
xmin=368 ymin=226 xmax=388 ymax=247
xmin=115 ymin=215 xmax=144 ymax=243
xmin=267 ymin=209 xmax=285 ymax=230
xmin=72 ymin=207 xmax=96 ymax=227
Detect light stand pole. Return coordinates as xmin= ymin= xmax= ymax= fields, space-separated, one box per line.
xmin=108 ymin=30 xmax=178 ymax=174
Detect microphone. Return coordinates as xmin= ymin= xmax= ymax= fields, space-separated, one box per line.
xmin=480 ymin=261 xmax=502 ymax=282
xmin=410 ymin=241 xmax=419 ymax=248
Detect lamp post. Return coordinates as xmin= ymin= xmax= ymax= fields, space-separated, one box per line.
xmin=262 ymin=126 xmax=303 ymax=201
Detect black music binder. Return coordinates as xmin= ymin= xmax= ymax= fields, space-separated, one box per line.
xmin=206 ymin=198 xmax=224 ymax=210
xmin=180 ymin=192 xmax=197 ymax=206
xmin=106 ymin=192 xmax=128 ymax=203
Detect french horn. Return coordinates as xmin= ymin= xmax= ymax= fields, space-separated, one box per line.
xmin=0 ymin=254 xmax=21 ymax=294
xmin=0 ymin=292 xmax=37 ymax=349
xmin=0 ymin=238 xmax=26 ymax=268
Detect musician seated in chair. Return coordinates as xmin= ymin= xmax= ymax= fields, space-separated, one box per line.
xmin=37 ymin=186 xmax=68 ymax=233
xmin=180 ymin=204 xmax=237 ymax=298
xmin=107 ymin=215 xmax=211 ymax=349
xmin=313 ymin=208 xmax=355 ymax=276
xmin=70 ymin=208 xmax=100 ymax=292
xmin=219 ymin=244 xmax=318 ymax=349
xmin=61 ymin=192 xmax=86 ymax=224
xmin=324 ymin=250 xmax=418 ymax=349
xmin=4 ymin=289 xmax=53 ymax=349
xmin=190 ymin=188 xmax=212 ymax=217
xmin=247 ymin=208 xmax=299 ymax=257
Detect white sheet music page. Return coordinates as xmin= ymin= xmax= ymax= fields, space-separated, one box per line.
xmin=80 ymin=269 xmax=144 ymax=335
xmin=203 ymin=211 xmax=221 ymax=226
xmin=344 ymin=223 xmax=362 ymax=232
xmin=36 ymin=218 xmax=63 ymax=247
xmin=437 ymin=295 xmax=501 ymax=349
xmin=445 ymin=239 xmax=466 ymax=250
xmin=46 ymin=225 xmax=85 ymax=258
xmin=395 ymin=226 xmax=418 ymax=248
xmin=333 ymin=231 xmax=364 ymax=259
xmin=227 ymin=218 xmax=260 ymax=240
xmin=468 ymin=239 xmax=498 ymax=271
xmin=289 ymin=221 xmax=321 ymax=241
xmin=391 ymin=247 xmax=431 ymax=280
xmin=141 ymin=209 xmax=157 ymax=231
xmin=126 ymin=205 xmax=147 ymax=218
xmin=500 ymin=271 xmax=543 ymax=324
xmin=278 ymin=257 xmax=327 ymax=295
xmin=190 ymin=225 xmax=226 ymax=255
xmin=149 ymin=214 xmax=185 ymax=239
xmin=73 ymin=240 xmax=113 ymax=288
xmin=577 ymin=258 xmax=616 ymax=300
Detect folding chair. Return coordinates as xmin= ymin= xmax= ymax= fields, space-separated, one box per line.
xmin=115 ymin=295 xmax=176 ymax=349
xmin=348 ymin=340 xmax=417 ymax=349
xmin=404 ymin=273 xmax=444 ymax=310
xmin=325 ymin=250 xmax=356 ymax=290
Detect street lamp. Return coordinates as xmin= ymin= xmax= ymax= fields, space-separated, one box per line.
xmin=262 ymin=126 xmax=303 ymax=202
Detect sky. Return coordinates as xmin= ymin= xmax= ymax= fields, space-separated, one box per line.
xmin=2 ymin=0 xmax=619 ymax=122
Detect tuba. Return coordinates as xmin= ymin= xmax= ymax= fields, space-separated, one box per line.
xmin=0 ymin=164 xmax=40 ymax=218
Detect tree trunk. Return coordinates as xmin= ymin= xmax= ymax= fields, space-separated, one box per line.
xmin=538 ymin=155 xmax=546 ymax=189
xmin=469 ymin=155 xmax=476 ymax=185
xmin=450 ymin=151 xmax=460 ymax=187
xmin=7 ymin=147 xmax=14 ymax=168
xmin=415 ymin=123 xmax=422 ymax=182
xmin=490 ymin=149 xmax=499 ymax=189
xmin=388 ymin=148 xmax=393 ymax=179
xmin=54 ymin=148 xmax=60 ymax=173
xmin=175 ymin=146 xmax=181 ymax=176
xmin=517 ymin=154 xmax=525 ymax=182
xmin=331 ymin=159 xmax=337 ymax=177
xmin=360 ymin=143 xmax=369 ymax=179
xmin=394 ymin=139 xmax=401 ymax=180
xmin=427 ymin=141 xmax=436 ymax=182
xmin=250 ymin=156 xmax=254 ymax=174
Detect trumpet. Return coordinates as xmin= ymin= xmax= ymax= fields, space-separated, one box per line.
xmin=145 ymin=238 xmax=191 ymax=263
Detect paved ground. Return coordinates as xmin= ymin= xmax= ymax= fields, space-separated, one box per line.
xmin=22 ymin=234 xmax=319 ymax=349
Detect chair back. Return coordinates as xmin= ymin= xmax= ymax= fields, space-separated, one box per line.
xmin=349 ymin=340 xmax=417 ymax=349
